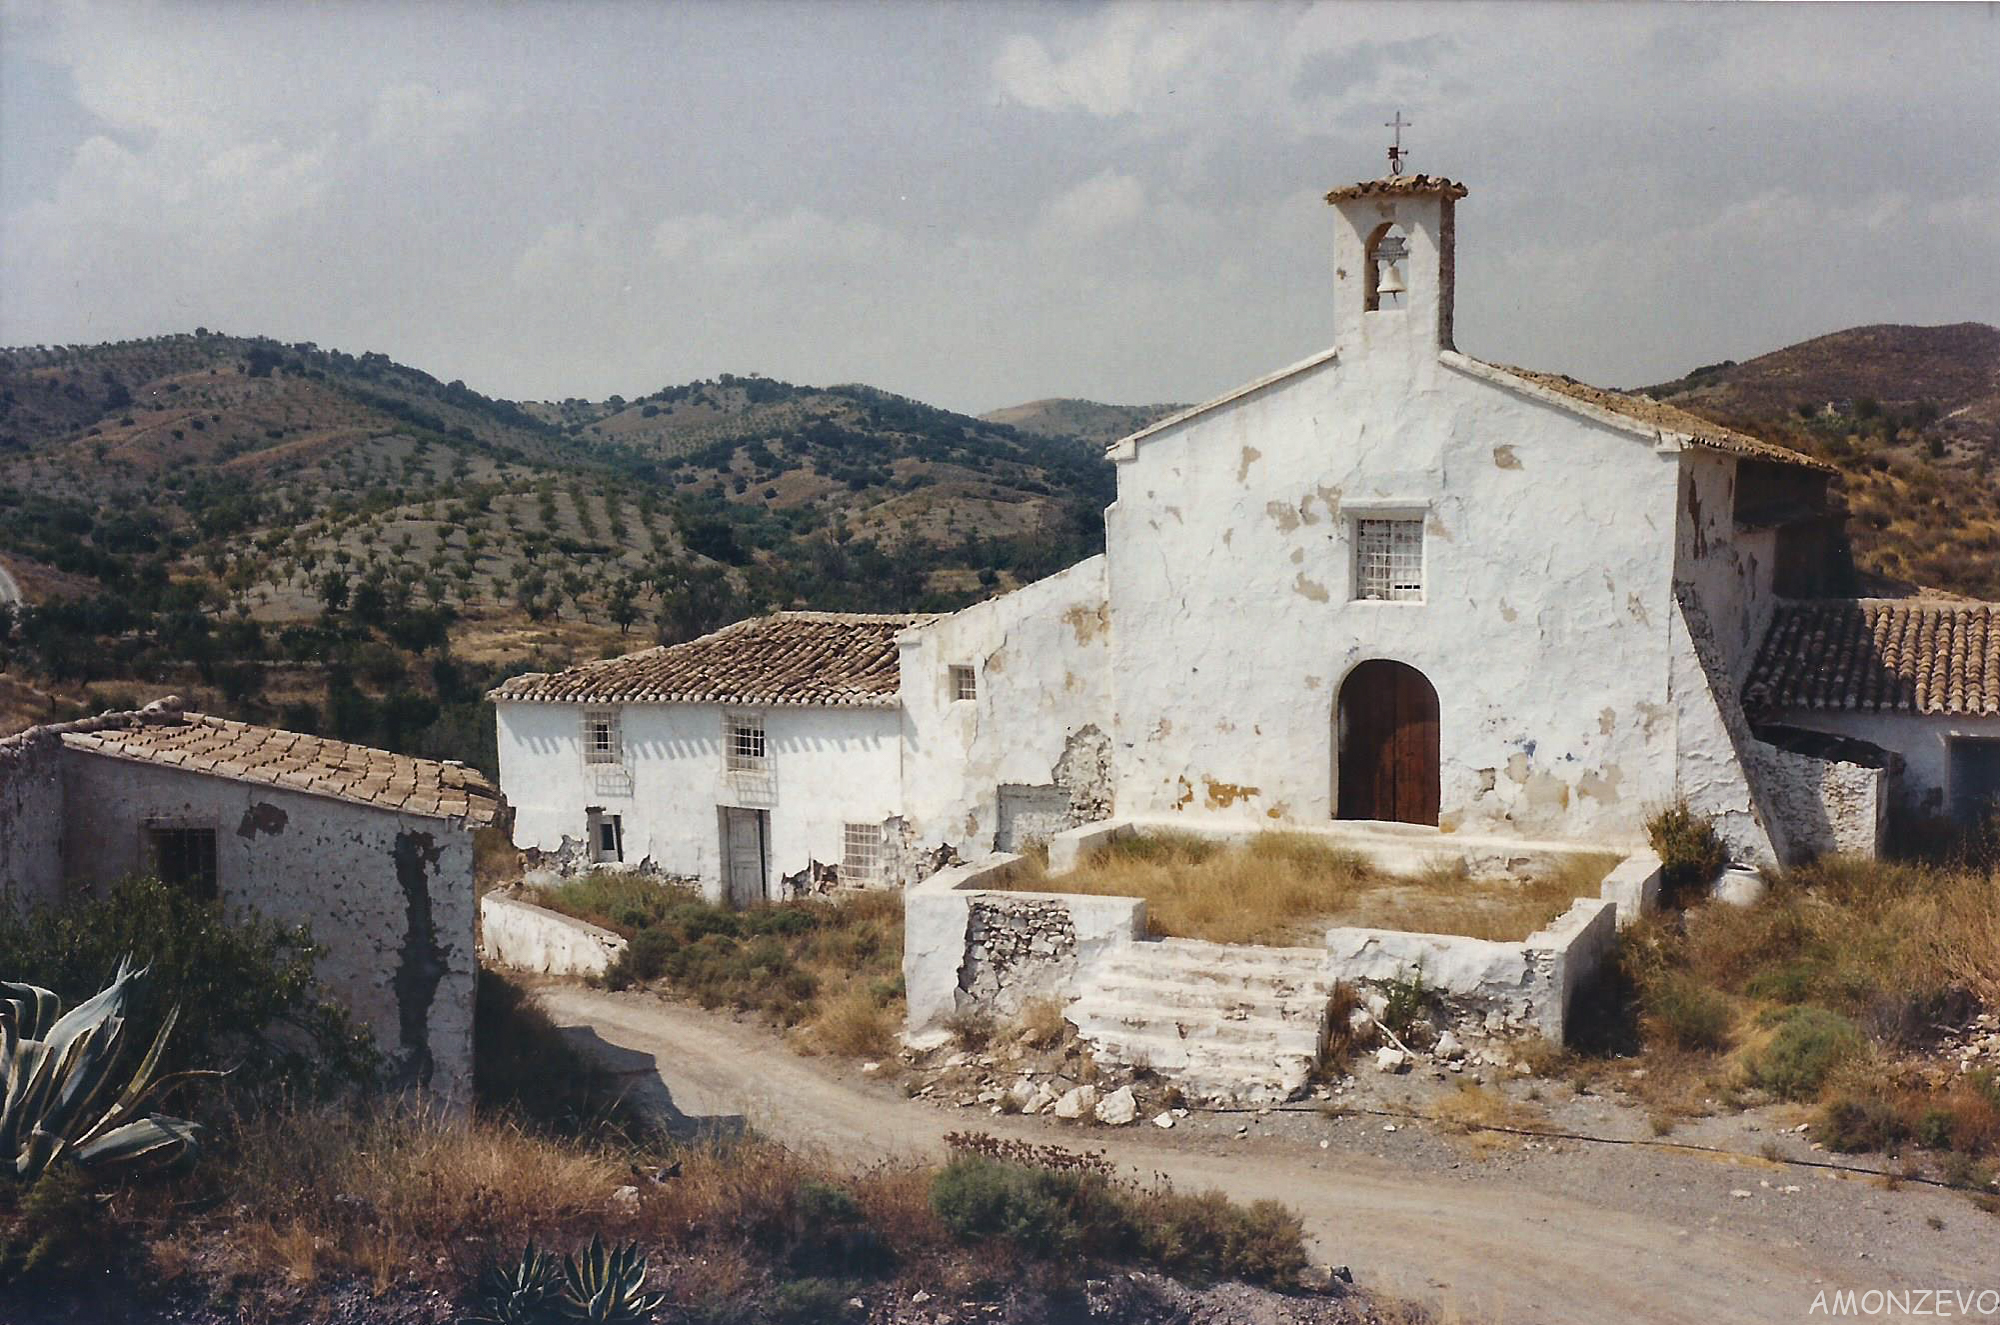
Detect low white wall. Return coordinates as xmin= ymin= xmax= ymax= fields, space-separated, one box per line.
xmin=1598 ymin=849 xmax=1661 ymax=927
xmin=1325 ymin=896 xmax=1619 ymax=1042
xmin=481 ymin=892 xmax=626 ymax=977
xmin=902 ymin=854 xmax=1146 ymax=1041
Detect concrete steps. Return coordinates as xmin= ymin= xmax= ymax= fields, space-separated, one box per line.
xmin=1066 ymin=939 xmax=1336 ymax=1106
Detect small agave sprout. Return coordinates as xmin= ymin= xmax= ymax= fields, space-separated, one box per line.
xmin=1 ymin=958 xmax=206 ymax=1182
xmin=558 ymin=1234 xmax=666 ymax=1324
xmin=466 ymin=1241 xmax=564 ymax=1325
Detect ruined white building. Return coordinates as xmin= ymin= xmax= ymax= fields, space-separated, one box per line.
xmin=497 ymin=171 xmax=1992 ymax=893
xmin=0 ymin=699 xmax=501 ymax=1104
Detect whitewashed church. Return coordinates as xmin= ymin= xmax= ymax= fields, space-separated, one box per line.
xmin=494 ymin=170 xmax=1999 ymax=902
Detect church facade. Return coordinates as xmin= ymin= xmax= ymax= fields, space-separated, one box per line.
xmin=495 ymin=172 xmax=1969 ymax=900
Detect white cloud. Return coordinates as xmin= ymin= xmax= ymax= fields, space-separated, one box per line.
xmin=1038 ymin=172 xmax=1147 ymax=243
xmin=992 ymin=5 xmax=1237 ymax=117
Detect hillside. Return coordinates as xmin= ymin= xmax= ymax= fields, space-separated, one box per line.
xmin=979 ymin=397 xmax=1185 ymax=448
xmin=0 ymin=333 xmax=1114 ymax=761
xmin=1638 ymin=322 xmax=2000 ymax=599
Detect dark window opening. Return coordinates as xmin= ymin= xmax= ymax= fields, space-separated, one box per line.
xmin=149 ymin=827 xmax=218 ymax=901
xmin=587 ymin=809 xmax=623 ymax=863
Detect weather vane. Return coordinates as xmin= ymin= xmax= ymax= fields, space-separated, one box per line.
xmin=1385 ymin=111 xmax=1411 ymax=176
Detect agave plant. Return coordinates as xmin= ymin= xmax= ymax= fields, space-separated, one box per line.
xmin=1 ymin=959 xmax=204 ymax=1181
xmin=466 ymin=1241 xmax=565 ymax=1325
xmin=556 ymin=1234 xmax=666 ymax=1324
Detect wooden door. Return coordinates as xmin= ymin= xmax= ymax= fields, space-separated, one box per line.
xmin=1337 ymin=660 xmax=1440 ymax=826
xmin=723 ymin=807 xmax=767 ymax=907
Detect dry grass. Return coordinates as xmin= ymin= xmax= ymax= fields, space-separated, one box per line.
xmin=1000 ymin=831 xmax=1618 ymax=945
xmin=216 ymin=1105 xmax=626 ymax=1293
xmin=807 ymin=983 xmax=900 ymax=1058
xmin=1013 ymin=996 xmax=1072 ymax=1051
xmin=1433 ymin=1082 xmax=1552 ymax=1157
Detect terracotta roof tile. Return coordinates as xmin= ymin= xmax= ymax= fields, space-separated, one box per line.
xmin=489 ymin=611 xmax=933 ymax=707
xmin=63 ymin=713 xmax=502 ymax=826
xmin=1482 ymin=364 xmax=1834 ymax=473
xmin=1325 ymin=175 xmax=1469 ymax=203
xmin=1746 ymin=599 xmax=2000 ymax=717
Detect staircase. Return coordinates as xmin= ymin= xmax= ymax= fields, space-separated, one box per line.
xmin=1065 ymin=939 xmax=1337 ymax=1106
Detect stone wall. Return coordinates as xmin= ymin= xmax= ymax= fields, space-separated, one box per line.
xmin=1322 ymin=897 xmax=1618 ymax=1043
xmin=902 ymin=854 xmax=1145 ymax=1040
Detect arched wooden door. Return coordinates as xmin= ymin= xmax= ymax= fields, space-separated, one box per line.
xmin=1336 ymin=660 xmax=1440 ymax=826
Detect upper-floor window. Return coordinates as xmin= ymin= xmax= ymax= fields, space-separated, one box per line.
xmin=725 ymin=713 xmax=767 ymax=773
xmin=583 ymin=709 xmax=622 ymax=765
xmin=949 ymin=664 xmax=977 ymax=703
xmin=1354 ymin=518 xmax=1425 ymax=602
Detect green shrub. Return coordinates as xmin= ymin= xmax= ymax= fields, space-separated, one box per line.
xmin=1134 ymin=1189 xmax=1307 ymax=1286
xmin=929 ymin=1155 xmax=1090 ymax=1259
xmin=764 ymin=1279 xmax=853 ymax=1325
xmin=602 ymin=927 xmax=675 ymax=991
xmin=1746 ymin=1006 xmax=1865 ymax=1100
xmin=0 ymin=876 xmax=376 ymax=1102
xmin=1646 ymin=801 xmax=1727 ymax=903
xmin=1813 ymin=1090 xmax=1913 ymax=1153
xmin=1744 ymin=959 xmax=1825 ymax=1004
xmin=1641 ymin=972 xmax=1733 ymax=1052
xmin=1377 ymin=965 xmax=1434 ymax=1040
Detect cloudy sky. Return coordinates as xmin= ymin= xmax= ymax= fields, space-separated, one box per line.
xmin=3 ymin=2 xmax=1996 ymax=414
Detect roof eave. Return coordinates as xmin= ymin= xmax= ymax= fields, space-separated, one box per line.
xmin=1109 ymin=346 xmax=1340 ymax=461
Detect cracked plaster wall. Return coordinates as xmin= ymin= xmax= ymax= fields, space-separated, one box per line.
xmin=1101 ymin=300 xmax=1683 ymax=846
xmin=59 ymin=751 xmax=477 ymax=1105
xmin=497 ymin=699 xmax=903 ymax=902
xmin=898 ymin=556 xmax=1114 ymax=855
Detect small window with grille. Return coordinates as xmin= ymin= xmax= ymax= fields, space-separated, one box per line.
xmin=949 ymin=664 xmax=976 ymax=703
xmin=148 ymin=825 xmax=218 ymax=901
xmin=725 ymin=713 xmax=767 ymax=773
xmin=1354 ymin=518 xmax=1425 ymax=602
xmin=841 ymin=822 xmax=883 ymax=885
xmin=582 ymin=709 xmax=622 ymax=765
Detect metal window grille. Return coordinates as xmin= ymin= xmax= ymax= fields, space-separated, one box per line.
xmin=583 ymin=710 xmax=622 ymax=765
xmin=950 ymin=665 xmax=977 ymax=702
xmin=149 ymin=826 xmax=218 ymax=901
xmin=726 ymin=714 xmax=766 ymax=772
xmin=1355 ymin=518 xmax=1424 ymax=601
xmin=841 ymin=822 xmax=883 ymax=885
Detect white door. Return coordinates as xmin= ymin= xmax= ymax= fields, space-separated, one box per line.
xmin=723 ymin=807 xmax=767 ymax=907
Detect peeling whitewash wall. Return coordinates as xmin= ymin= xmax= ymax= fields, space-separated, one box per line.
xmin=60 ymin=753 xmax=477 ymax=1105
xmin=497 ymin=699 xmax=903 ymax=901
xmin=898 ymin=555 xmax=1114 ymax=854
xmin=1101 ymin=334 xmax=1680 ymax=846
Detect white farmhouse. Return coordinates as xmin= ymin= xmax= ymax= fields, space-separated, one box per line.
xmin=0 ymin=698 xmax=501 ymax=1104
xmin=496 ymin=170 xmax=1993 ymax=894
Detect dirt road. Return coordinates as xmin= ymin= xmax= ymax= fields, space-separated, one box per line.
xmin=542 ymin=987 xmax=1997 ymax=1324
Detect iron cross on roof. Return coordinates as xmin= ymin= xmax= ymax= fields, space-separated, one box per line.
xmin=1385 ymin=111 xmax=1412 ymax=176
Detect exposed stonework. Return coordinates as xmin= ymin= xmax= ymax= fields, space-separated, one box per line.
xmin=957 ymin=896 xmax=1078 ymax=1019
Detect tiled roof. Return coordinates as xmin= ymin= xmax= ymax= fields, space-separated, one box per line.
xmin=63 ymin=712 xmax=502 ymax=825
xmin=1324 ymin=175 xmax=1469 ymax=203
xmin=1745 ymin=599 xmax=2000 ymax=716
xmin=1480 ymin=364 xmax=1835 ymax=473
xmin=488 ymin=611 xmax=932 ymax=707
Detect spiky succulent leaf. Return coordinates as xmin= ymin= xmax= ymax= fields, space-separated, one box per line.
xmin=0 ymin=959 xmax=205 ymax=1181
xmin=555 ymin=1236 xmax=664 ymax=1323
